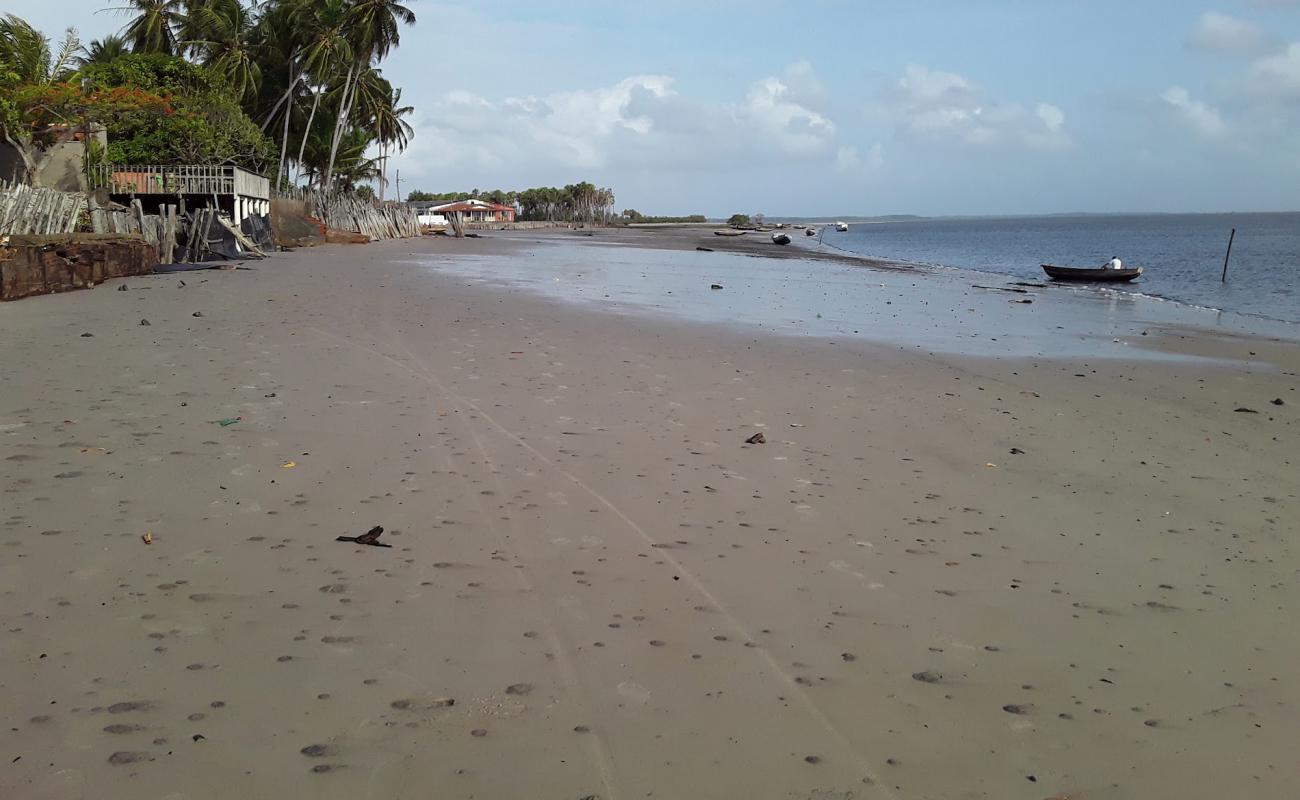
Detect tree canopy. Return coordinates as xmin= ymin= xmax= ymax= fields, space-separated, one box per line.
xmin=1 ymin=1 xmax=418 ymax=191
xmin=79 ymin=53 xmax=274 ymax=169
xmin=408 ymin=183 xmax=619 ymax=225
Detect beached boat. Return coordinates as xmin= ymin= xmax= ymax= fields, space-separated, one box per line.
xmin=835 ymin=221 xmax=849 ymax=232
xmin=1041 ymin=264 xmax=1143 ymax=282
xmin=805 ymin=228 xmax=817 ymax=237
xmin=713 ymin=229 xmax=747 ymax=237
xmin=771 ymin=232 xmax=792 ymax=245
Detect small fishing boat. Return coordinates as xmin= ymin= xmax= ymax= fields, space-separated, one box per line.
xmin=835 ymin=221 xmax=849 ymax=232
xmin=771 ymin=232 xmax=792 ymax=245
xmin=804 ymin=227 xmax=817 ymax=237
xmin=713 ymin=229 xmax=747 ymax=237
xmin=1041 ymin=264 xmax=1143 ymax=282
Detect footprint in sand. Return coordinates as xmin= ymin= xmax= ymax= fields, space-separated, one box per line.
xmin=617 ymin=682 xmax=651 ymax=704
xmin=829 ymin=560 xmax=865 ymax=579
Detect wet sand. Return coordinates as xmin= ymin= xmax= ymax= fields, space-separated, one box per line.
xmin=1 ymin=235 xmax=1297 ymax=800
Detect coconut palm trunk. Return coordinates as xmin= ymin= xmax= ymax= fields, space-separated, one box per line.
xmin=276 ymin=63 xmax=297 ymax=187
xmin=295 ymin=86 xmax=322 ymax=185
xmin=323 ymin=60 xmax=357 ymax=189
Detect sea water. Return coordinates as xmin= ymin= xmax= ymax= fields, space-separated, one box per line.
xmin=815 ymin=213 xmax=1299 ymax=323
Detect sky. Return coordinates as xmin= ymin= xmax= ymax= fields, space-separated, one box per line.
xmin=10 ymin=0 xmax=1300 ymax=216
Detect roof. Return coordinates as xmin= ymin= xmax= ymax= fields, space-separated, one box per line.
xmin=427 ymin=201 xmax=514 ymax=213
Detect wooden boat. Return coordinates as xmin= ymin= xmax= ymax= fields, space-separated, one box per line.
xmin=804 ymin=227 xmax=817 ymax=236
xmin=713 ymin=229 xmax=747 ymax=237
xmin=1041 ymin=264 xmax=1143 ymax=282
xmin=835 ymin=221 xmax=849 ymax=232
xmin=771 ymin=232 xmax=791 ymax=245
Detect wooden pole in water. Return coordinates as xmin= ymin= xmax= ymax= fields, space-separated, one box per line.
xmin=1221 ymin=227 xmax=1236 ymax=282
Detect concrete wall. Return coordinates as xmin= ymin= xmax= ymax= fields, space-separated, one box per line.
xmin=0 ymin=128 xmax=107 ymax=191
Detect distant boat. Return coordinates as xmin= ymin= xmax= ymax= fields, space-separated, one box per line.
xmin=714 ymin=229 xmax=747 ymax=237
xmin=771 ymin=232 xmax=792 ymax=245
xmin=1041 ymin=264 xmax=1143 ymax=282
xmin=835 ymin=221 xmax=849 ymax=232
xmin=805 ymin=228 xmax=817 ymax=237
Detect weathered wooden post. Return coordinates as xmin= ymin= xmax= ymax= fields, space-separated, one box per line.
xmin=1221 ymin=227 xmax=1236 ymax=282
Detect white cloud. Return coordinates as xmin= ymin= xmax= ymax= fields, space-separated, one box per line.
xmin=744 ymin=77 xmax=837 ymax=156
xmin=1161 ymin=86 xmax=1228 ymax=137
xmin=882 ymin=65 xmax=1069 ymax=151
xmin=834 ymin=143 xmax=884 ymax=174
xmin=391 ymin=66 xmax=840 ymax=184
xmin=1248 ymin=42 xmax=1300 ymax=100
xmin=1189 ymin=12 xmax=1270 ymax=53
xmin=778 ymin=61 xmax=828 ymax=111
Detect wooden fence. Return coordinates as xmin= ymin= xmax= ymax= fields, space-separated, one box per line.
xmin=0 ymin=181 xmax=87 ymax=236
xmin=280 ymin=188 xmax=420 ymax=241
xmin=2 ymin=183 xmax=264 ymax=264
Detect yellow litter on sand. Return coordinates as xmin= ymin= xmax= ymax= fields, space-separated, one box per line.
xmin=281 ymin=461 xmax=296 ymax=469
xmin=141 ymin=533 xmax=153 ymax=545
xmin=985 ymin=463 xmax=998 ymax=468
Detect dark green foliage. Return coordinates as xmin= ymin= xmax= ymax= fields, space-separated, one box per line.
xmin=80 ymin=53 xmax=274 ymax=170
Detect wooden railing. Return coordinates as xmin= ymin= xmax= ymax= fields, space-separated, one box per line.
xmin=88 ymin=165 xmax=269 ymax=199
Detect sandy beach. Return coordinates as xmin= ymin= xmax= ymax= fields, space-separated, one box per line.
xmin=2 ymin=231 xmax=1297 ymax=800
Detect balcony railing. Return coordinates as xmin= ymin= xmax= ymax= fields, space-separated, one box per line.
xmin=88 ymin=164 xmax=269 ymax=200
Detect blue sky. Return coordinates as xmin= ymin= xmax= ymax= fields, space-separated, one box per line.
xmin=11 ymin=0 xmax=1300 ymax=215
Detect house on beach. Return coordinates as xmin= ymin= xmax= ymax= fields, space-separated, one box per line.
xmin=87 ymin=164 xmax=270 ymax=224
xmin=412 ymin=198 xmax=516 ymax=227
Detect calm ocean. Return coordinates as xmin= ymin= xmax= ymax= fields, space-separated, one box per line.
xmin=816 ymin=213 xmax=1299 ymax=323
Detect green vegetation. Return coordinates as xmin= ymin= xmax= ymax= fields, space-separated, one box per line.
xmin=80 ymin=54 xmax=274 ymax=169
xmin=621 ymin=209 xmax=707 ymax=224
xmin=1 ymin=1 xmax=418 ymax=193
xmin=409 ymin=183 xmax=618 ymax=225
xmin=726 ymin=213 xmax=752 ymax=228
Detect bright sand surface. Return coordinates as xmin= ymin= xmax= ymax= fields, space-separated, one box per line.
xmin=2 ymin=232 xmax=1297 ymax=800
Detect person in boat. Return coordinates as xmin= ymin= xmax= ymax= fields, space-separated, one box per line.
xmin=1104 ymin=255 xmax=1123 ymax=270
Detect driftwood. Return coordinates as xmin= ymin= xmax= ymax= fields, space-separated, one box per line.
xmin=214 ymin=214 xmax=266 ymax=258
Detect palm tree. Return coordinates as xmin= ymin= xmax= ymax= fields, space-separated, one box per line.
xmin=183 ymin=0 xmax=261 ymax=103
xmin=108 ymin=0 xmax=183 ymax=55
xmin=0 ymin=15 xmax=80 ymax=181
xmin=78 ymin=34 xmax=130 ymax=65
xmin=346 ymin=0 xmax=414 ymax=62
xmin=293 ymin=0 xmax=353 ymax=186
xmin=183 ymin=0 xmax=262 ymax=103
xmin=324 ymin=0 xmax=414 ymax=189
xmin=0 ymin=14 xmax=78 ymax=84
xmin=353 ymin=71 xmax=412 ymax=200
xmin=330 ymin=126 xmax=381 ymax=191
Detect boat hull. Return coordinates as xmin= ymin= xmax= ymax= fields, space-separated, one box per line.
xmin=771 ymin=233 xmax=792 ymax=245
xmin=1041 ymin=264 xmax=1143 ymax=282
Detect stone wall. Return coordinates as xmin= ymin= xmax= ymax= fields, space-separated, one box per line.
xmin=0 ymin=234 xmax=156 ymax=301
